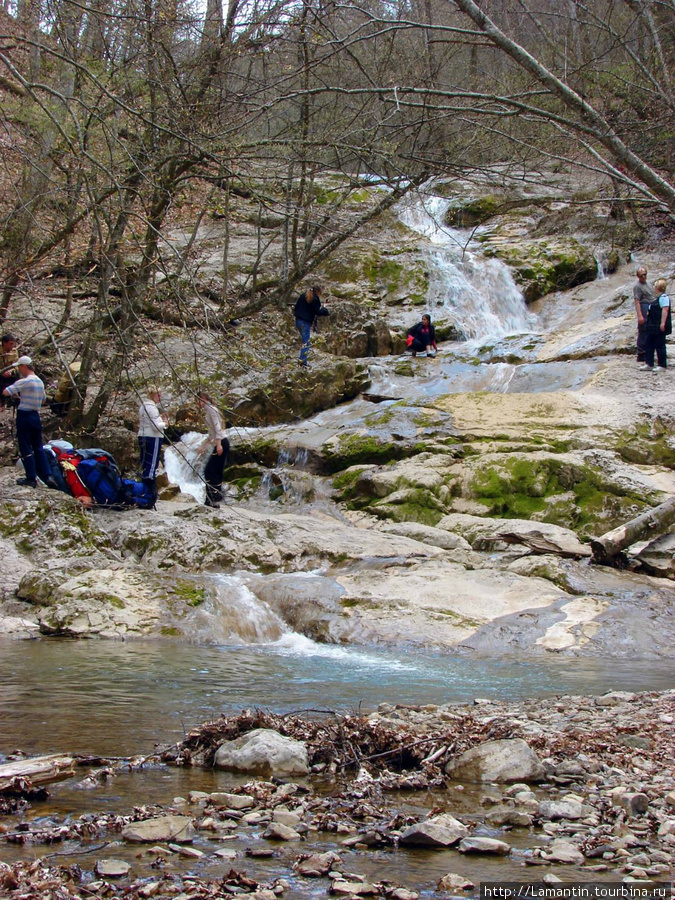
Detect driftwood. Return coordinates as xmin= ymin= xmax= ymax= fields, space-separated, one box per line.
xmin=591 ymin=496 xmax=675 ymax=564
xmin=0 ymin=754 xmax=76 ymax=792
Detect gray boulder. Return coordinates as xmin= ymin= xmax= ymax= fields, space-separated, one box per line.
xmin=214 ymin=728 xmax=309 ymax=776
xmin=399 ymin=813 xmax=467 ymax=848
xmin=122 ymin=815 xmax=195 ymax=844
xmin=445 ymin=738 xmax=545 ymax=783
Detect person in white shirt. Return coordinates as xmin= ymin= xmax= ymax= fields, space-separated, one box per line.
xmin=138 ymin=386 xmax=167 ymax=480
xmin=198 ymin=391 xmax=229 ymax=508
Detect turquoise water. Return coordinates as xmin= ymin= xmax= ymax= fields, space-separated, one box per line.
xmin=1 ymin=638 xmax=673 ymax=758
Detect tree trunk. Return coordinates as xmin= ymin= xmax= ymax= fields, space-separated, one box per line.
xmin=590 ymin=497 xmax=675 ymax=565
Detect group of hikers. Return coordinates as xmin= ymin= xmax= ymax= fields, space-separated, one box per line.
xmin=0 ymin=344 xmax=229 ymax=510
xmin=293 ymin=284 xmax=438 ymax=365
xmin=633 ymin=269 xmax=672 ymax=370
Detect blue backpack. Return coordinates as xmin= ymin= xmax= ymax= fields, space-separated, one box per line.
xmin=76 ymin=456 xmax=124 ymax=506
xmin=121 ymin=478 xmax=157 ymax=510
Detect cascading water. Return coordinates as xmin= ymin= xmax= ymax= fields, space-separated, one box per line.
xmin=164 ymin=432 xmax=208 ymax=503
xmin=397 ymin=193 xmax=535 ymax=340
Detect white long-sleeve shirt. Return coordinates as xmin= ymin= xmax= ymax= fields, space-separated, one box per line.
xmin=138 ymin=399 xmax=167 ymax=438
xmin=204 ymin=401 xmax=227 ymax=443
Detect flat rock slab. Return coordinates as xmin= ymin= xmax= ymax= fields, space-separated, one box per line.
xmin=122 ymin=815 xmax=195 ymax=844
xmin=459 ymin=837 xmax=511 ymax=855
xmin=95 ymin=859 xmax=131 ymax=877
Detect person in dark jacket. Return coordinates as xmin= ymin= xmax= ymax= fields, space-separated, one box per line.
xmin=407 ymin=314 xmax=437 ymax=357
xmin=294 ymin=284 xmax=329 ymax=368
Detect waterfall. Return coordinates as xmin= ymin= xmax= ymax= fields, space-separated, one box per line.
xmin=397 ymin=194 xmax=534 ymax=341
xmin=164 ymin=432 xmax=208 ymax=503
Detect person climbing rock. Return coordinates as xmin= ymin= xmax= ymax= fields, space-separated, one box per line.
xmin=407 ymin=314 xmax=437 ymax=357
xmin=198 ymin=391 xmax=229 ymax=508
xmin=2 ymin=356 xmax=55 ymax=488
xmin=294 ymin=284 xmax=329 ymax=369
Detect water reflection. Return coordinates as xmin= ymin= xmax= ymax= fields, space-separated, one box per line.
xmin=2 ymin=639 xmax=673 ymax=759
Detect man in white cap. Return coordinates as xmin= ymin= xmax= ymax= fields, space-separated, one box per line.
xmin=2 ymin=356 xmax=54 ymax=487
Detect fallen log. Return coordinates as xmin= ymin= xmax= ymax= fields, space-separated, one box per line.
xmin=0 ymin=754 xmax=76 ymax=792
xmin=590 ymin=496 xmax=675 ymax=565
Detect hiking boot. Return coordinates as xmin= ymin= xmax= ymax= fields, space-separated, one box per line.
xmin=426 ymin=350 xmax=437 ymax=358
xmin=16 ymin=477 xmax=37 ymax=487
xmin=205 ymin=498 xmax=220 ymax=509
xmin=45 ymin=478 xmax=59 ymax=489
xmin=638 ymin=364 xmax=653 ymax=371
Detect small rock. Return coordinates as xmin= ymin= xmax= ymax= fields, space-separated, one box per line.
xmin=295 ymin=851 xmax=342 ymax=877
xmin=214 ymin=848 xmax=237 ymax=859
xmin=122 ymin=815 xmax=195 ymax=844
xmin=168 ymin=843 xmax=203 ymax=858
xmin=273 ymin=810 xmax=302 ymax=828
xmin=437 ymin=874 xmax=475 ymax=891
xmin=390 ymin=890 xmax=419 ymax=900
xmin=459 ymin=837 xmax=511 ymax=855
xmin=95 ymin=859 xmax=131 ymax=877
xmin=538 ymin=799 xmax=584 ymax=820
xmin=208 ymin=792 xmax=255 ymax=809
xmin=399 ymin=814 xmax=467 ymax=848
xmin=542 ymin=875 xmax=563 ymax=884
xmin=264 ymin=822 xmax=302 ymax=841
xmin=246 ymin=845 xmax=276 ymax=857
xmin=541 ymin=839 xmax=585 ymax=864
xmin=331 ymin=881 xmax=377 ymax=896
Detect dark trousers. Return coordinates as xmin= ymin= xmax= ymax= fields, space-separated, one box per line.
xmin=636 ymin=322 xmax=648 ymax=362
xmin=410 ymin=337 xmax=431 ymax=353
xmin=204 ymin=439 xmax=229 ymax=504
xmin=16 ymin=409 xmax=51 ymax=483
xmin=644 ymin=330 xmax=667 ymax=368
xmin=138 ymin=435 xmax=163 ymax=480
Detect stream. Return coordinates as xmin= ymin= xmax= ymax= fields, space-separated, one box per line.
xmin=2 ymin=193 xmax=673 ymax=896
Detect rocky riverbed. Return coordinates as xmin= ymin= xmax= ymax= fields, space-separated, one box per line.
xmin=1 ymin=690 xmax=674 ymax=898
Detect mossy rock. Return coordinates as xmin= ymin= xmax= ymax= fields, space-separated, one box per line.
xmin=444 ymin=195 xmax=504 ymax=228
xmin=321 ymin=433 xmax=408 ymax=474
xmin=613 ymin=421 xmax=675 ymax=468
xmin=467 ymin=456 xmax=651 ymax=535
xmin=370 ymin=488 xmax=447 ymax=526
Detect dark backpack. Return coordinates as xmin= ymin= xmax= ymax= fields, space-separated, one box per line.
xmin=121 ymin=478 xmax=157 ymax=510
xmin=76 ymin=456 xmax=124 ymax=506
xmin=647 ymin=296 xmax=672 ymax=334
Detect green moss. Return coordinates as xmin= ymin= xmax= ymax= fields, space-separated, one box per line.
xmin=614 ymin=421 xmax=675 ymax=467
xmin=322 ymin=434 xmax=406 ymax=473
xmin=173 ymin=581 xmax=206 ymax=607
xmin=468 ymin=456 xmax=649 ymax=535
xmin=332 ymin=467 xmax=367 ymax=491
xmin=161 ymin=626 xmax=181 ymax=636
xmin=372 ymin=502 xmax=443 ymax=526
xmin=394 ymin=359 xmax=414 ymax=377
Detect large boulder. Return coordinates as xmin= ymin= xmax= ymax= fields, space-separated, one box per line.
xmin=214 ymin=728 xmax=309 ymax=776
xmin=445 ymin=738 xmax=545 ymax=783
